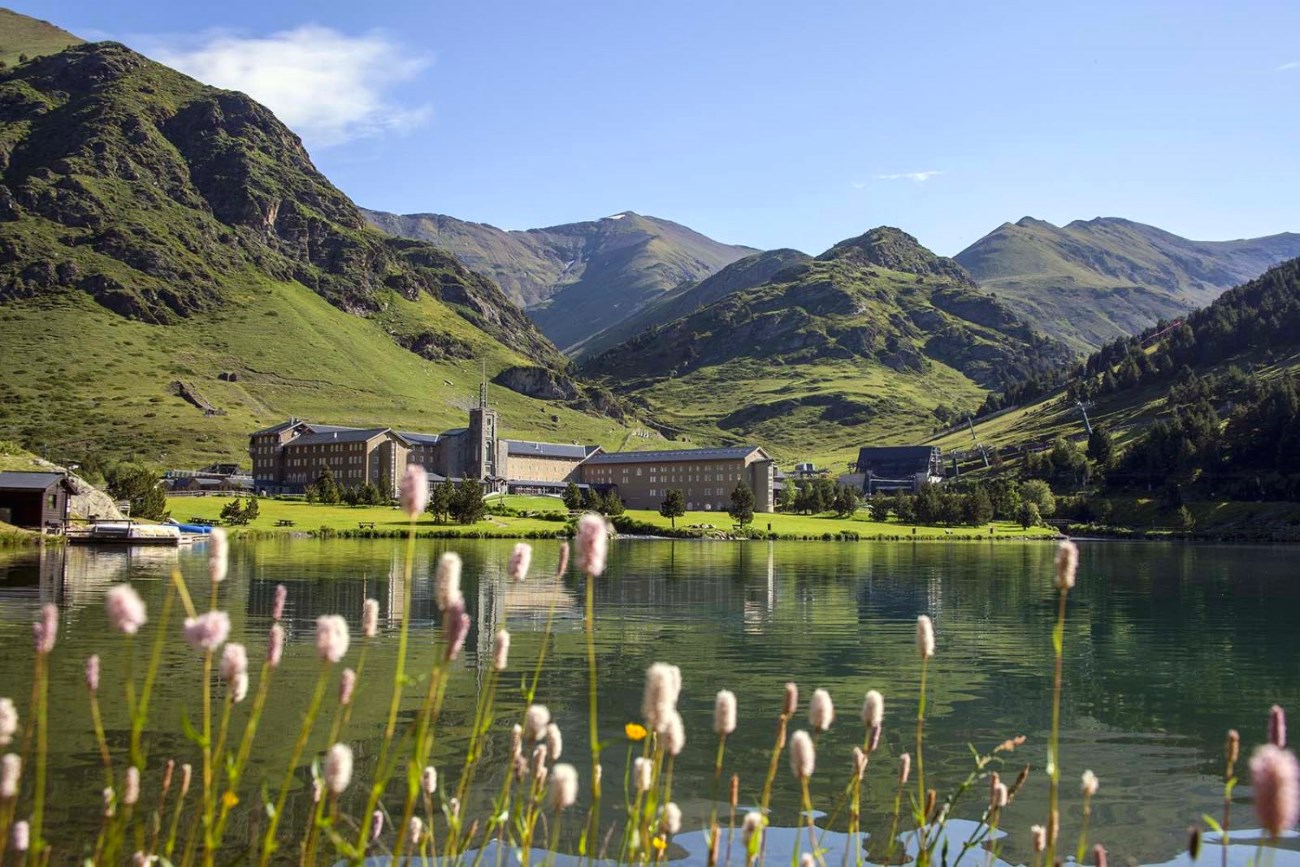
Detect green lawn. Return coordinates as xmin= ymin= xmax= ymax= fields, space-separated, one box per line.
xmin=170 ymin=494 xmax=1058 ymax=540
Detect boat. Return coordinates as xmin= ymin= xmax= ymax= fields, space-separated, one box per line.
xmin=68 ymin=520 xmax=182 ymax=546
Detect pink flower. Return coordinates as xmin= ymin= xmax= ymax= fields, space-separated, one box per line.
xmin=493 ymin=629 xmax=510 ymax=671
xmin=106 ymin=584 xmax=148 ymax=634
xmin=86 ymin=655 xmax=101 ymax=692
xmin=508 ymin=543 xmax=532 ymax=581
xmin=221 ymin=643 xmax=249 ymax=702
xmin=324 ymin=743 xmax=353 ymax=795
xmin=916 ymin=615 xmax=935 ymax=660
xmin=790 ymin=729 xmax=815 ymax=779
xmin=1 ymin=753 xmax=20 ymax=799
xmin=208 ymin=527 xmax=228 ymax=584
xmin=339 ymin=668 xmax=357 ymax=706
xmin=436 ymin=553 xmax=463 ymax=610
xmin=180 ymin=764 xmax=192 ymax=797
xmin=714 ymin=690 xmax=737 ymax=736
xmin=0 ymin=698 xmax=16 ymax=747
xmin=1251 ymin=744 xmax=1300 ymax=838
xmin=11 ymin=819 xmax=29 ymax=852
xmin=810 ymin=688 xmax=835 ymax=733
xmin=33 ymin=603 xmax=58 ymax=654
xmin=183 ymin=611 xmax=230 ymax=653
xmin=1271 ymin=705 xmax=1288 ymax=749
xmin=422 ymin=766 xmax=437 ymax=795
xmin=408 ymin=816 xmax=424 ymax=845
xmin=362 ymin=598 xmax=379 ymax=639
xmin=444 ymin=604 xmax=471 ymax=662
xmin=315 ymin=615 xmax=349 ymax=664
xmin=1055 ymin=540 xmax=1078 ymax=590
xmin=399 ymin=464 xmax=429 ymax=519
xmin=272 ymin=584 xmax=287 ymax=621
xmin=124 ymin=766 xmax=140 ymax=806
xmin=370 ymin=809 xmax=384 ymax=841
xmin=267 ymin=624 xmax=285 ymax=668
xmin=575 ymin=514 xmax=608 ymax=576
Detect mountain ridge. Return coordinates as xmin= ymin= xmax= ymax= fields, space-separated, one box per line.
xmin=955 ymin=216 xmax=1300 ymax=352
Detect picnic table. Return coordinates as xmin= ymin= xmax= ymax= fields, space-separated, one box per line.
xmin=358 ymin=522 xmax=376 ymax=530
xmin=275 ymin=519 xmax=296 ymax=527
xmin=189 ymin=517 xmax=217 ymax=526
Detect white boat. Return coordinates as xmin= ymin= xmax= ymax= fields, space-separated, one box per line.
xmin=68 ymin=520 xmax=182 ymax=546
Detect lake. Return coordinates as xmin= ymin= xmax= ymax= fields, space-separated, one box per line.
xmin=0 ymin=538 xmax=1297 ymax=865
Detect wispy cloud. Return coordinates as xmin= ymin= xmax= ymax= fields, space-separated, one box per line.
xmin=1277 ymin=61 xmax=1299 ymax=72
xmin=875 ymin=170 xmax=943 ymax=183
xmin=145 ymin=26 xmax=431 ymax=147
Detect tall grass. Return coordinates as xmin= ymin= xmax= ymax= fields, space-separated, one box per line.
xmin=0 ymin=494 xmax=1293 ymax=866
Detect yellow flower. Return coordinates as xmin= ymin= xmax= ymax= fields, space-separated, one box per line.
xmin=222 ymin=791 xmax=239 ymax=809
xmin=625 ymin=722 xmax=648 ymax=742
xmin=652 ymin=835 xmax=667 ymax=852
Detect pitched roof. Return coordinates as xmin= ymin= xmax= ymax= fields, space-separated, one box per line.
xmin=0 ymin=471 xmax=66 ymax=490
xmin=287 ymin=428 xmax=401 ymax=447
xmin=855 ymin=446 xmax=939 ymax=460
xmin=586 ymin=446 xmax=767 ymax=465
xmin=504 ymin=440 xmax=593 ymax=459
xmin=398 ymin=431 xmax=444 ymax=446
xmin=250 ymin=419 xmax=305 ymax=436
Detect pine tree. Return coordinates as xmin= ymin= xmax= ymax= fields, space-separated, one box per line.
xmin=659 ymin=489 xmax=686 ymax=528
xmin=1018 ymin=501 xmax=1042 ymax=529
xmin=869 ymin=495 xmax=890 ymax=523
xmin=778 ymin=483 xmax=795 ymax=512
xmin=242 ymin=496 xmax=260 ymax=524
xmin=451 ymin=479 xmax=486 ymax=525
xmin=729 ymin=481 xmax=755 ymax=526
xmin=562 ymin=482 xmax=583 ymax=511
xmin=316 ymin=465 xmax=341 ymax=505
xmin=428 ymin=478 xmax=455 ymax=524
xmin=602 ymin=490 xmax=625 ymax=516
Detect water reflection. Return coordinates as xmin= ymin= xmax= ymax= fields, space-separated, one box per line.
xmin=0 ymin=540 xmax=1298 ymax=866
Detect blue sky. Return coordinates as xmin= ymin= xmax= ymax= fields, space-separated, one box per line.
xmin=26 ymin=0 xmax=1300 ymax=255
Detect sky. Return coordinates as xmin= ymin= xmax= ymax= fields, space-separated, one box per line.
xmin=25 ymin=0 xmax=1300 ymax=255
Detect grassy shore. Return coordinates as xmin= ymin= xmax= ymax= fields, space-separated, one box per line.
xmin=167 ymin=493 xmax=1059 ymax=540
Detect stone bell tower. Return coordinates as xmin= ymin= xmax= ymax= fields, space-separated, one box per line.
xmin=467 ymin=366 xmax=500 ymax=481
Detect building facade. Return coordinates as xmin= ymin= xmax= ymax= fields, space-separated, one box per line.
xmin=0 ymin=471 xmax=70 ymax=530
xmin=852 ymin=446 xmax=944 ymax=494
xmin=580 ymin=446 xmax=775 ymax=513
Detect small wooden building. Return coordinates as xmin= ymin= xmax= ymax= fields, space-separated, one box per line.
xmin=0 ymin=471 xmax=69 ymax=530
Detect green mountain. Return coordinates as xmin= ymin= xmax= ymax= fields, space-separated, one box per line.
xmin=0 ymin=7 xmax=81 ymax=66
xmin=582 ymin=227 xmax=1070 ymax=467
xmin=955 ymin=216 xmax=1300 ymax=353
xmin=363 ymin=209 xmax=756 ymax=352
xmin=0 ymin=33 xmax=641 ymax=467
xmin=569 ymin=247 xmax=811 ymax=359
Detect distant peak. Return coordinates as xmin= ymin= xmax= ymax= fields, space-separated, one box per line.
xmin=818 ymin=226 xmax=974 ymax=285
xmin=1014 ymin=216 xmax=1055 ymax=229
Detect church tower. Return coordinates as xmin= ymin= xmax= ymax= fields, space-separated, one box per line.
xmin=467 ymin=368 xmax=500 ymax=481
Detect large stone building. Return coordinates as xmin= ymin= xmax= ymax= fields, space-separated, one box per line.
xmin=849 ymin=446 xmax=944 ymax=494
xmin=579 ymin=446 xmax=775 ymax=513
xmin=250 ymin=385 xmax=601 ymax=496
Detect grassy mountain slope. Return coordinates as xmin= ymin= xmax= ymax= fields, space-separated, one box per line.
xmin=933 ymin=256 xmax=1300 ymax=456
xmin=584 ymin=228 xmax=1070 ymax=468
xmin=0 ymin=7 xmax=82 ymax=66
xmin=955 ymin=217 xmax=1300 ymax=353
xmin=0 ymin=34 xmax=642 ymax=466
xmin=569 ymin=247 xmax=811 ymax=359
xmin=365 ymin=209 xmax=756 ymax=351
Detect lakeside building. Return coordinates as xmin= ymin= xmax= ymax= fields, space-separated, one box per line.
xmin=0 ymin=471 xmax=70 ymax=531
xmin=580 ymin=446 xmax=776 ymax=513
xmin=249 ymin=385 xmax=601 ymax=496
xmin=849 ymin=446 xmax=944 ymax=494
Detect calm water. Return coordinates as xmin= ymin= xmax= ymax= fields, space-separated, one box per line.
xmin=1 ymin=538 xmax=1298 ymax=865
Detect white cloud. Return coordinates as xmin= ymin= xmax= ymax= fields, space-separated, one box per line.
xmin=874 ymin=170 xmax=943 ymax=183
xmin=1277 ymin=61 xmax=1299 ymax=72
xmin=148 ymin=26 xmax=431 ymax=147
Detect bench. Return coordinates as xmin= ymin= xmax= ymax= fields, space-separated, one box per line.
xmin=275 ymin=519 xmax=296 ymax=527
xmin=358 ymin=522 xmax=376 ymax=530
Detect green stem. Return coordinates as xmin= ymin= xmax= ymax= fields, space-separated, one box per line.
xmin=1046 ymin=587 xmax=1069 ymax=866
xmin=28 ymin=651 xmax=49 ymax=865
xmin=915 ymin=656 xmax=930 ymax=865
xmin=133 ymin=583 xmax=176 ymax=769
xmin=259 ymin=660 xmax=331 ymax=866
xmin=584 ymin=572 xmax=602 ymax=858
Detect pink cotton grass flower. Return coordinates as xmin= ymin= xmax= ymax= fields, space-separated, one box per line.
xmin=714 ymin=690 xmax=737 ymax=736
xmin=916 ymin=615 xmax=935 ymax=659
xmin=362 ymin=598 xmax=379 ymax=638
xmin=339 ymin=668 xmax=357 ymax=706
xmin=272 ymin=584 xmax=287 ymax=621
xmin=1055 ymin=540 xmax=1078 ymax=591
xmin=408 ymin=816 xmax=424 ymax=846
xmin=493 ymin=629 xmax=510 ymax=671
xmin=123 ymin=766 xmax=140 ymax=806
xmin=0 ymin=698 xmax=16 ymax=747
xmin=11 ymin=819 xmax=29 ymax=853
xmin=370 ymin=810 xmax=384 ymax=842
xmin=549 ymin=763 xmax=578 ymax=811
xmin=1270 ymin=705 xmax=1288 ymax=749
xmin=1251 ymin=743 xmax=1300 ymax=838
xmin=105 ymin=584 xmax=147 ymax=634
xmin=789 ymin=729 xmax=815 ymax=779
xmin=220 ymin=643 xmax=249 ymax=703
xmin=436 ymin=553 xmax=463 ymax=610
xmin=575 ymin=513 xmax=608 ymax=576
xmin=86 ymin=655 xmax=100 ymax=692
xmin=184 ymin=611 xmax=230 ymax=653
xmin=267 ymin=624 xmax=285 ymax=668
xmin=1 ymin=753 xmax=20 ymax=799
xmin=208 ymin=527 xmax=228 ymax=584
xmin=399 ymin=464 xmax=429 ymax=519
xmin=642 ymin=662 xmax=683 ymax=733
xmin=315 ymin=615 xmax=349 ymax=664
xmin=809 ymin=689 xmax=835 ymax=732
xmin=33 ymin=603 xmax=57 ymax=654
xmin=324 ymin=743 xmax=353 ymax=795
xmin=443 ymin=605 xmax=471 ymax=662
xmin=508 ymin=543 xmax=532 ymax=581
xmin=422 ymin=766 xmax=437 ymax=795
